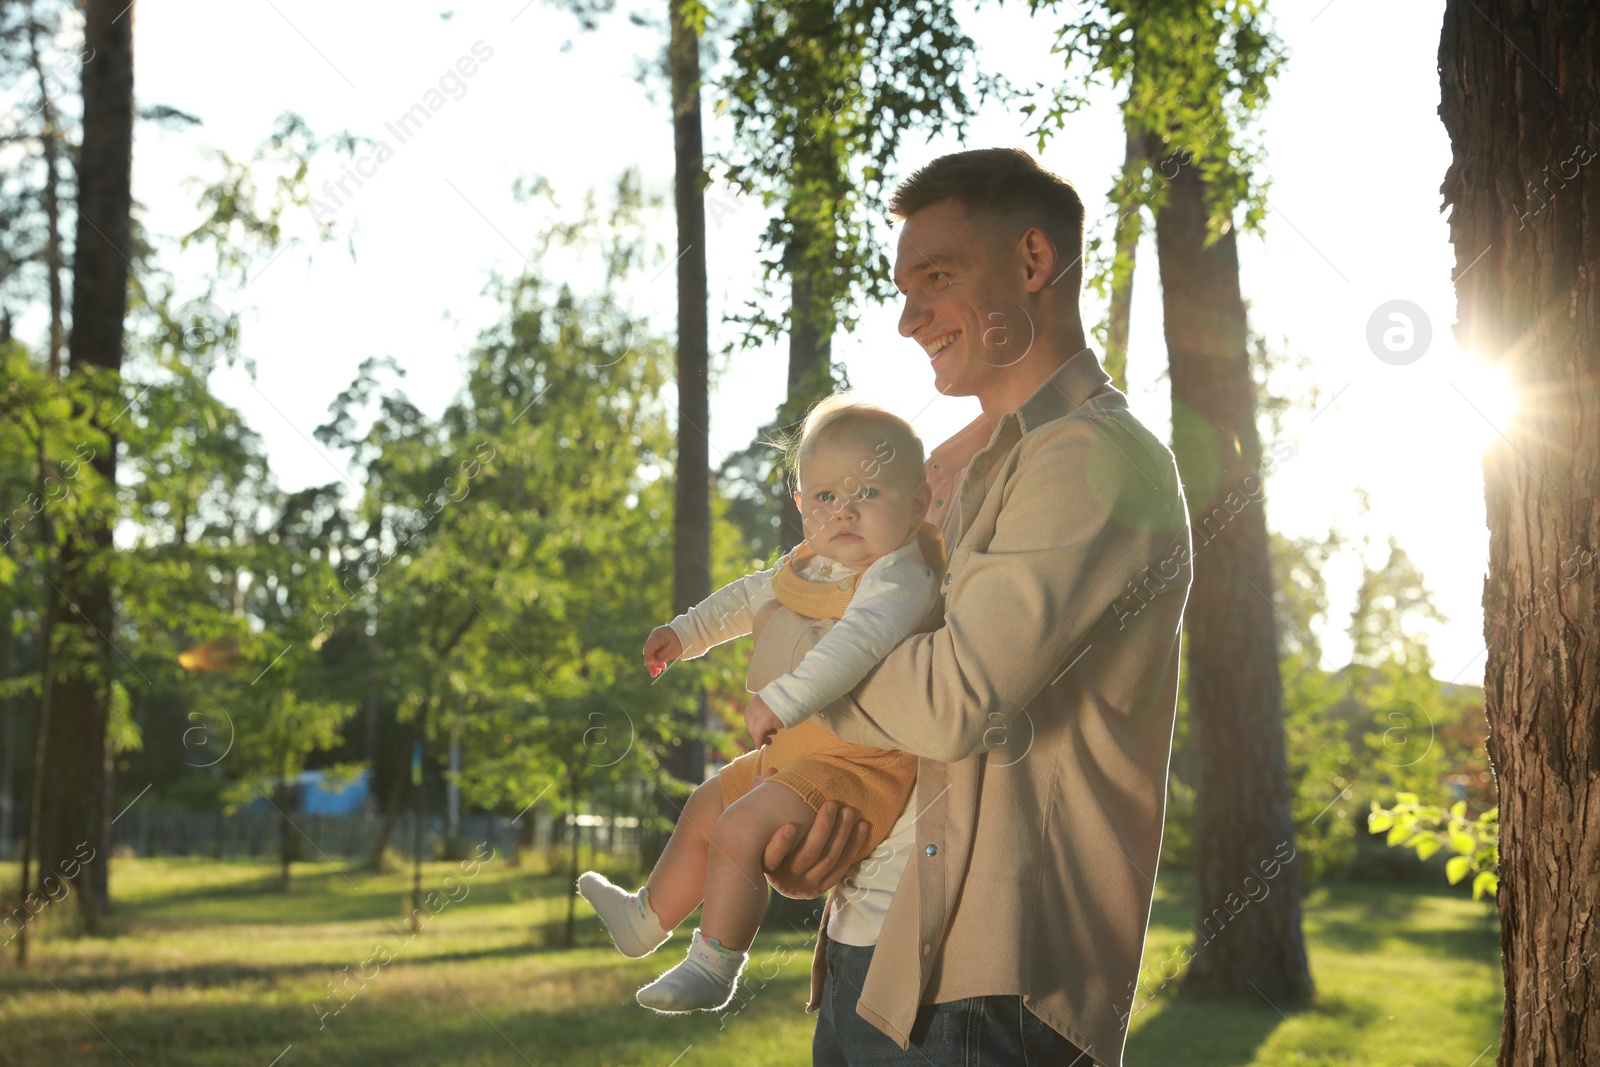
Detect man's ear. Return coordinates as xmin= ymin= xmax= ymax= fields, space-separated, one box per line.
xmin=1020 ymin=227 xmax=1057 ymax=294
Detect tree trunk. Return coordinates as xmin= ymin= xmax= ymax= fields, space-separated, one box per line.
xmin=0 ymin=603 xmax=15 ymax=862
xmin=39 ymin=0 xmax=135 ymax=934
xmin=408 ymin=713 xmax=428 ymax=930
xmin=1152 ymin=148 xmax=1313 ymax=1003
xmin=778 ymin=214 xmax=838 ymax=548
xmin=664 ymin=0 xmax=709 ymax=835
xmin=18 ymin=591 xmax=57 ymax=965
xmin=1103 ymin=122 xmax=1147 ymax=393
xmin=278 ymin=774 xmax=294 ymax=892
xmin=25 ymin=4 xmax=68 ymax=379
xmin=564 ymin=776 xmax=581 ymax=948
xmin=1439 ymin=3 xmax=1600 ymax=1062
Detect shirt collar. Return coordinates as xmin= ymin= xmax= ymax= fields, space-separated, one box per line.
xmin=1011 ymin=347 xmax=1119 ymax=435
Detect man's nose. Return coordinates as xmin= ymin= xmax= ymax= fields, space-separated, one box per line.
xmin=898 ymin=294 xmax=928 ymax=339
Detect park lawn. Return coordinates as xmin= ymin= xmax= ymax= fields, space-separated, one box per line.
xmin=0 ymin=855 xmax=1500 ymax=1067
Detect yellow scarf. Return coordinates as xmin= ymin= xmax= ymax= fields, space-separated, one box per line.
xmin=771 ymin=521 xmax=949 ymax=621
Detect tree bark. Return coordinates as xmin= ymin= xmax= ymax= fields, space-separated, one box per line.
xmin=1103 ymin=121 xmax=1147 ymax=394
xmin=665 ymin=0 xmax=709 ymax=820
xmin=1439 ymin=2 xmax=1600 ymax=1062
xmin=0 ymin=602 xmax=15 ymax=862
xmin=1153 ymin=149 xmax=1313 ymax=1003
xmin=779 ymin=212 xmax=837 ymax=548
xmin=24 ymin=3 xmax=68 ymax=379
xmin=39 ymin=0 xmax=135 ymax=933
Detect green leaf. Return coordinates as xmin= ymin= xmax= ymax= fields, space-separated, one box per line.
xmin=1450 ymin=800 xmax=1467 ymax=820
xmin=1396 ymin=791 xmax=1420 ymax=806
xmin=1387 ymin=824 xmax=1410 ymax=847
xmin=1472 ymin=871 xmax=1499 ymax=900
xmin=1414 ymin=837 xmax=1442 ymax=861
xmin=1446 ymin=856 xmax=1473 ymax=884
xmin=1368 ymin=812 xmax=1394 ymax=833
xmin=1449 ymin=831 xmax=1477 ymax=855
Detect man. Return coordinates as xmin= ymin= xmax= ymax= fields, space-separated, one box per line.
xmin=759 ymin=147 xmax=1194 ymax=1067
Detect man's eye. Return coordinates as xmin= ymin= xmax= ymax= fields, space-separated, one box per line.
xmin=930 ymin=271 xmax=950 ymax=286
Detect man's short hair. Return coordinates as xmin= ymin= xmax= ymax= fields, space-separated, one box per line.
xmin=889 ymin=147 xmax=1087 ymax=297
xmin=783 ymin=392 xmax=926 ymax=490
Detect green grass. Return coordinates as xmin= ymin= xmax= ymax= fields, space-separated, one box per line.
xmin=0 ymin=855 xmax=1501 ymax=1066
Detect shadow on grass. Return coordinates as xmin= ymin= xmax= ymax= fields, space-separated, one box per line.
xmin=0 ymin=942 xmax=546 ymax=998
xmin=1128 ymin=985 xmax=1378 ymax=1067
xmin=1304 ymin=882 xmax=1499 ymax=961
xmin=117 ymin=866 xmax=591 ymax=929
xmin=10 ymin=947 xmax=819 ymax=1067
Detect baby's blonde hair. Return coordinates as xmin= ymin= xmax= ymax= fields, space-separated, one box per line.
xmin=781 ymin=392 xmax=926 ymax=490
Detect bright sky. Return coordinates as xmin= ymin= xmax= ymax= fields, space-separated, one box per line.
xmin=19 ymin=0 xmax=1496 ymax=687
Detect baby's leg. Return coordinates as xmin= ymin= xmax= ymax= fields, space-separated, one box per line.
xmin=635 ymin=782 xmax=816 ymax=1013
xmin=700 ymin=781 xmax=818 ymax=952
xmin=579 ymin=777 xmax=724 ymax=958
xmin=644 ymin=777 xmax=726 ymax=929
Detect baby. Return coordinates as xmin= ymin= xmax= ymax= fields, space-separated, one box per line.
xmin=576 ymin=394 xmax=945 ymax=1013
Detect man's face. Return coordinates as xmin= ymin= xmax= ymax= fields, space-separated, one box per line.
xmin=892 ymin=198 xmax=1031 ymax=399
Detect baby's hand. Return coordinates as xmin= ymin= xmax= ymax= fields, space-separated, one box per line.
xmin=744 ymin=694 xmax=783 ymax=748
xmin=643 ymin=625 xmax=683 ymax=677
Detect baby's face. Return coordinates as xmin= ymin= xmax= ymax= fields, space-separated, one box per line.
xmin=793 ymin=433 xmax=930 ymax=569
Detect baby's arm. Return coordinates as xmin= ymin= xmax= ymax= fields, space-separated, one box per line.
xmin=757 ymin=555 xmax=939 ymax=729
xmin=659 ymin=559 xmax=785 ymax=661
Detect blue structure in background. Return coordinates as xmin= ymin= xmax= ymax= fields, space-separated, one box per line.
xmin=295 ymin=769 xmax=369 ymax=814
xmin=235 ymin=770 xmax=370 ymax=815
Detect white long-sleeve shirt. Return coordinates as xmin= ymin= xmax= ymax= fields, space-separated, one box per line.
xmin=667 ymin=538 xmax=940 ymax=729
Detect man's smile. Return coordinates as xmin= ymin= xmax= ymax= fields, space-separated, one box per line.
xmin=923 ymin=330 xmax=961 ymax=358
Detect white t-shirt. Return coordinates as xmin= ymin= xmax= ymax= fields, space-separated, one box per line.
xmin=827 ymin=778 xmax=918 ymax=944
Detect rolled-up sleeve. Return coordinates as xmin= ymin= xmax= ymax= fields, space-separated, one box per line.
xmin=818 ymin=420 xmax=1167 ymax=763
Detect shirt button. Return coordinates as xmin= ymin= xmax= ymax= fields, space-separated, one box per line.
xmin=922 ymin=943 xmax=932 ymax=957
xmin=935 ymin=499 xmax=944 ymax=508
xmin=931 ymin=462 xmax=940 ymax=471
xmin=924 ymin=844 xmax=938 ymax=857
xmin=943 ymin=574 xmax=953 ymax=586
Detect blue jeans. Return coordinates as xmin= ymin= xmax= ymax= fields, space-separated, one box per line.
xmin=812 ymin=940 xmax=1094 ymax=1067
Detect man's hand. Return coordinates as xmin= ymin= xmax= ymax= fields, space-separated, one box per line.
xmin=758 ymin=772 xmax=872 ymax=899
xmin=744 ymin=694 xmax=783 ymax=747
xmin=643 ymin=625 xmax=683 ymax=678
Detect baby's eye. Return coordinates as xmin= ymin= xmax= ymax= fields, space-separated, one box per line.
xmin=856 ymin=487 xmax=879 ymax=499
xmin=816 ymin=490 xmax=836 ymax=504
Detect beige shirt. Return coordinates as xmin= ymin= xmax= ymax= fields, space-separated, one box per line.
xmin=808 ymin=350 xmax=1193 ymax=1067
